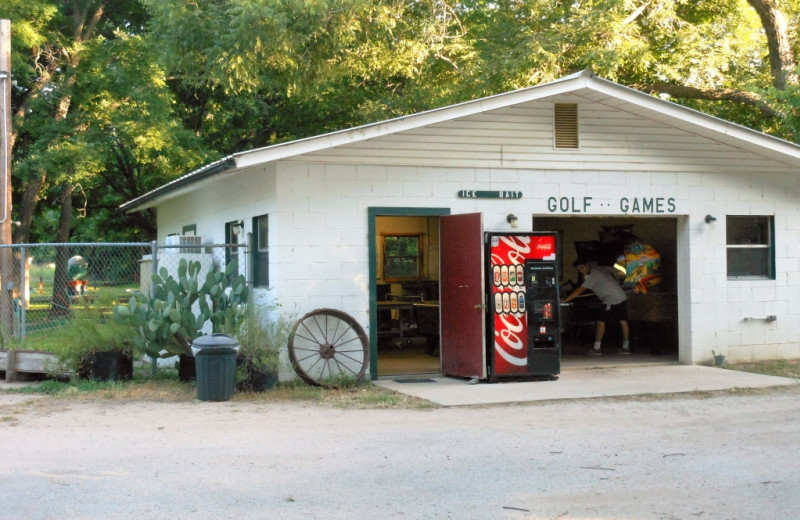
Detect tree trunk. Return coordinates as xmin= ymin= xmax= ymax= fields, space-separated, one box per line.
xmin=49 ymin=183 xmax=74 ymax=317
xmin=14 ymin=174 xmax=44 ymax=244
xmin=746 ymin=0 xmax=799 ymax=89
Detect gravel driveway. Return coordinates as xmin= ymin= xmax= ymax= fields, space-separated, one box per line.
xmin=2 ymin=387 xmax=799 ymax=520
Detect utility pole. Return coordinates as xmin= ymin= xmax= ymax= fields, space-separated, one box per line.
xmin=0 ymin=20 xmax=15 ymax=341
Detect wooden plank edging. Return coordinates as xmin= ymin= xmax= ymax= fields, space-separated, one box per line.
xmin=1 ymin=349 xmax=69 ymax=381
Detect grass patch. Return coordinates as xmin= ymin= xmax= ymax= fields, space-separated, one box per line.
xmin=230 ymin=379 xmax=434 ymax=409
xmin=725 ymin=359 xmax=800 ymax=379
xmin=5 ymin=369 xmax=435 ymax=409
xmin=12 ymin=374 xmax=196 ymax=402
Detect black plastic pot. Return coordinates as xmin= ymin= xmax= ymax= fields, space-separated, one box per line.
xmin=78 ymin=350 xmax=133 ymax=381
xmin=248 ymin=370 xmax=278 ymax=391
xmin=237 ymin=364 xmax=278 ymax=392
xmin=178 ymin=354 xmax=196 ymax=382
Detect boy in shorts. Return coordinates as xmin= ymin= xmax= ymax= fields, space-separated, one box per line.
xmin=562 ymin=258 xmax=630 ymax=355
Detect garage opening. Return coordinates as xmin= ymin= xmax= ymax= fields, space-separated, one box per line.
xmin=533 ymin=216 xmax=679 ymax=364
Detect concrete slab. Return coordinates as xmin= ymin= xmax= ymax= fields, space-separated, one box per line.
xmin=374 ymin=364 xmax=799 ymax=406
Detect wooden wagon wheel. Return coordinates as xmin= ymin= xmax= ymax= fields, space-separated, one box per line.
xmin=288 ymin=308 xmax=369 ymax=387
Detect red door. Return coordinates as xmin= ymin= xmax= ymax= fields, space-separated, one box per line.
xmin=440 ymin=213 xmax=486 ymax=379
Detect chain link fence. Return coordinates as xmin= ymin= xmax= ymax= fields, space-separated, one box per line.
xmin=0 ymin=241 xmax=249 ymax=348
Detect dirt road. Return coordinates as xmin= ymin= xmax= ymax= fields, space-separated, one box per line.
xmin=2 ymin=388 xmax=799 ymax=520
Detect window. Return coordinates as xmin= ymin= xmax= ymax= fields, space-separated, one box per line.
xmin=554 ymin=103 xmax=579 ymax=149
xmin=182 ymin=224 xmax=196 ymax=236
xmin=383 ymin=235 xmax=421 ymax=280
xmin=726 ymin=216 xmax=774 ymax=279
xmin=225 ymin=220 xmax=243 ymax=278
xmin=253 ymin=215 xmax=269 ymax=287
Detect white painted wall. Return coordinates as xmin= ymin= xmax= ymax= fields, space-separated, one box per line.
xmin=154 ymin=96 xmax=800 ymax=366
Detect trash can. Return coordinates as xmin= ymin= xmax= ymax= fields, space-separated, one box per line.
xmin=192 ymin=334 xmax=240 ymax=401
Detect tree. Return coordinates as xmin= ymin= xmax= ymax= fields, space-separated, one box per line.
xmin=5 ymin=1 xmax=141 ymax=243
xmin=620 ymin=0 xmax=799 ymax=140
xmin=4 ymin=1 xmax=213 ymax=244
xmin=144 ymin=0 xmax=472 ymax=150
xmin=3 ymin=1 xmax=213 ymax=316
xmin=143 ymin=0 xmax=799 ymax=148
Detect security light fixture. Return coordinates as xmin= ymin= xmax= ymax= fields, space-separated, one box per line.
xmin=507 ymin=214 xmax=519 ymax=229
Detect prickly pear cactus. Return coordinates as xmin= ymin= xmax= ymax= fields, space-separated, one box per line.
xmin=200 ymin=261 xmax=250 ymax=334
xmin=113 ymin=258 xmax=249 ymax=358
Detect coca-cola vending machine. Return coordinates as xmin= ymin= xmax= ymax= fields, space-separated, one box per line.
xmin=487 ymin=232 xmax=560 ymax=380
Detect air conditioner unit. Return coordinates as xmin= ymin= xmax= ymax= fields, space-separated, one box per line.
xmin=164 ymin=235 xmax=203 ymax=254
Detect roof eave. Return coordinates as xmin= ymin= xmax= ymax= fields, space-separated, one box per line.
xmin=118 ymin=157 xmax=236 ymax=213
xmin=586 ymin=76 xmax=800 ymax=163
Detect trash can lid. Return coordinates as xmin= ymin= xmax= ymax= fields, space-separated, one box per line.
xmin=192 ymin=333 xmax=240 ymax=349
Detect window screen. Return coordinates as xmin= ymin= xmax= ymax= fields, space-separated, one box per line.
xmin=253 ymin=215 xmax=269 ymax=287
xmin=383 ymin=235 xmax=421 ymax=279
xmin=726 ymin=216 xmax=774 ymax=279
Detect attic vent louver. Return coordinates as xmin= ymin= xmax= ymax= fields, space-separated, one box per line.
xmin=554 ymin=103 xmax=579 ymax=149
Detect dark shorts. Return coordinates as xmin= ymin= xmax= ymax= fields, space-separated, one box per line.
xmin=598 ymin=300 xmax=628 ymax=323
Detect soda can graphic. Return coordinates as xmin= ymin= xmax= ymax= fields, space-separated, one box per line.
xmin=495 ymin=292 xmax=503 ymax=314
xmin=510 ymin=292 xmax=518 ymax=313
xmin=509 ymin=266 xmax=516 ymax=286
xmin=502 ymin=293 xmax=510 ymax=313
xmin=517 ymin=291 xmax=525 ymax=312
xmin=501 ymin=266 xmax=509 ymax=286
xmin=516 ymin=265 xmax=524 ymax=286
xmin=493 ymin=265 xmax=501 ymax=286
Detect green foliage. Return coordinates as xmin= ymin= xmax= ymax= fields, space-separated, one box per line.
xmin=4 ymin=0 xmax=214 ymax=243
xmin=143 ymin=0 xmax=474 ymax=149
xmin=235 ymin=311 xmax=294 ymax=374
xmin=762 ymin=78 xmax=800 ymax=140
xmin=113 ymin=259 xmax=250 ymax=358
xmin=134 ymin=0 xmax=800 ymax=153
xmin=47 ymin=306 xmax=137 ymax=374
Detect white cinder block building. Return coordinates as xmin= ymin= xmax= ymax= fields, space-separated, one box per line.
xmin=121 ymin=71 xmax=800 ymax=382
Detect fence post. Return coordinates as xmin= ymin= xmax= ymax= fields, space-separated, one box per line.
xmin=19 ymin=245 xmax=25 ymax=340
xmin=5 ymin=347 xmax=15 ymax=382
xmin=150 ymin=240 xmax=158 ymax=377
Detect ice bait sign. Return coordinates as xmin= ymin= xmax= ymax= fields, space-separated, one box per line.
xmin=546 ymin=196 xmax=677 ymax=214
xmin=458 ymin=190 xmax=523 ymax=199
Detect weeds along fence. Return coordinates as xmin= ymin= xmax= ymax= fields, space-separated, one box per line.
xmin=0 ymin=241 xmax=250 ymax=348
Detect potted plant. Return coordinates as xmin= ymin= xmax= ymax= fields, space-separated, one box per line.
xmin=235 ymin=312 xmax=293 ymax=392
xmin=52 ymin=307 xmax=137 ymax=381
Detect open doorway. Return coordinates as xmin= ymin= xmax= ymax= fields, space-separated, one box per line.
xmin=368 ymin=208 xmax=449 ymax=379
xmin=534 ymin=216 xmax=679 ymax=365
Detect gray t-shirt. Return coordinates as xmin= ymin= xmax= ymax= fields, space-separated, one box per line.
xmin=582 ymin=265 xmax=627 ymax=305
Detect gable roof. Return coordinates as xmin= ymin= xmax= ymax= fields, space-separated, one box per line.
xmin=120 ymin=70 xmax=800 ymax=212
